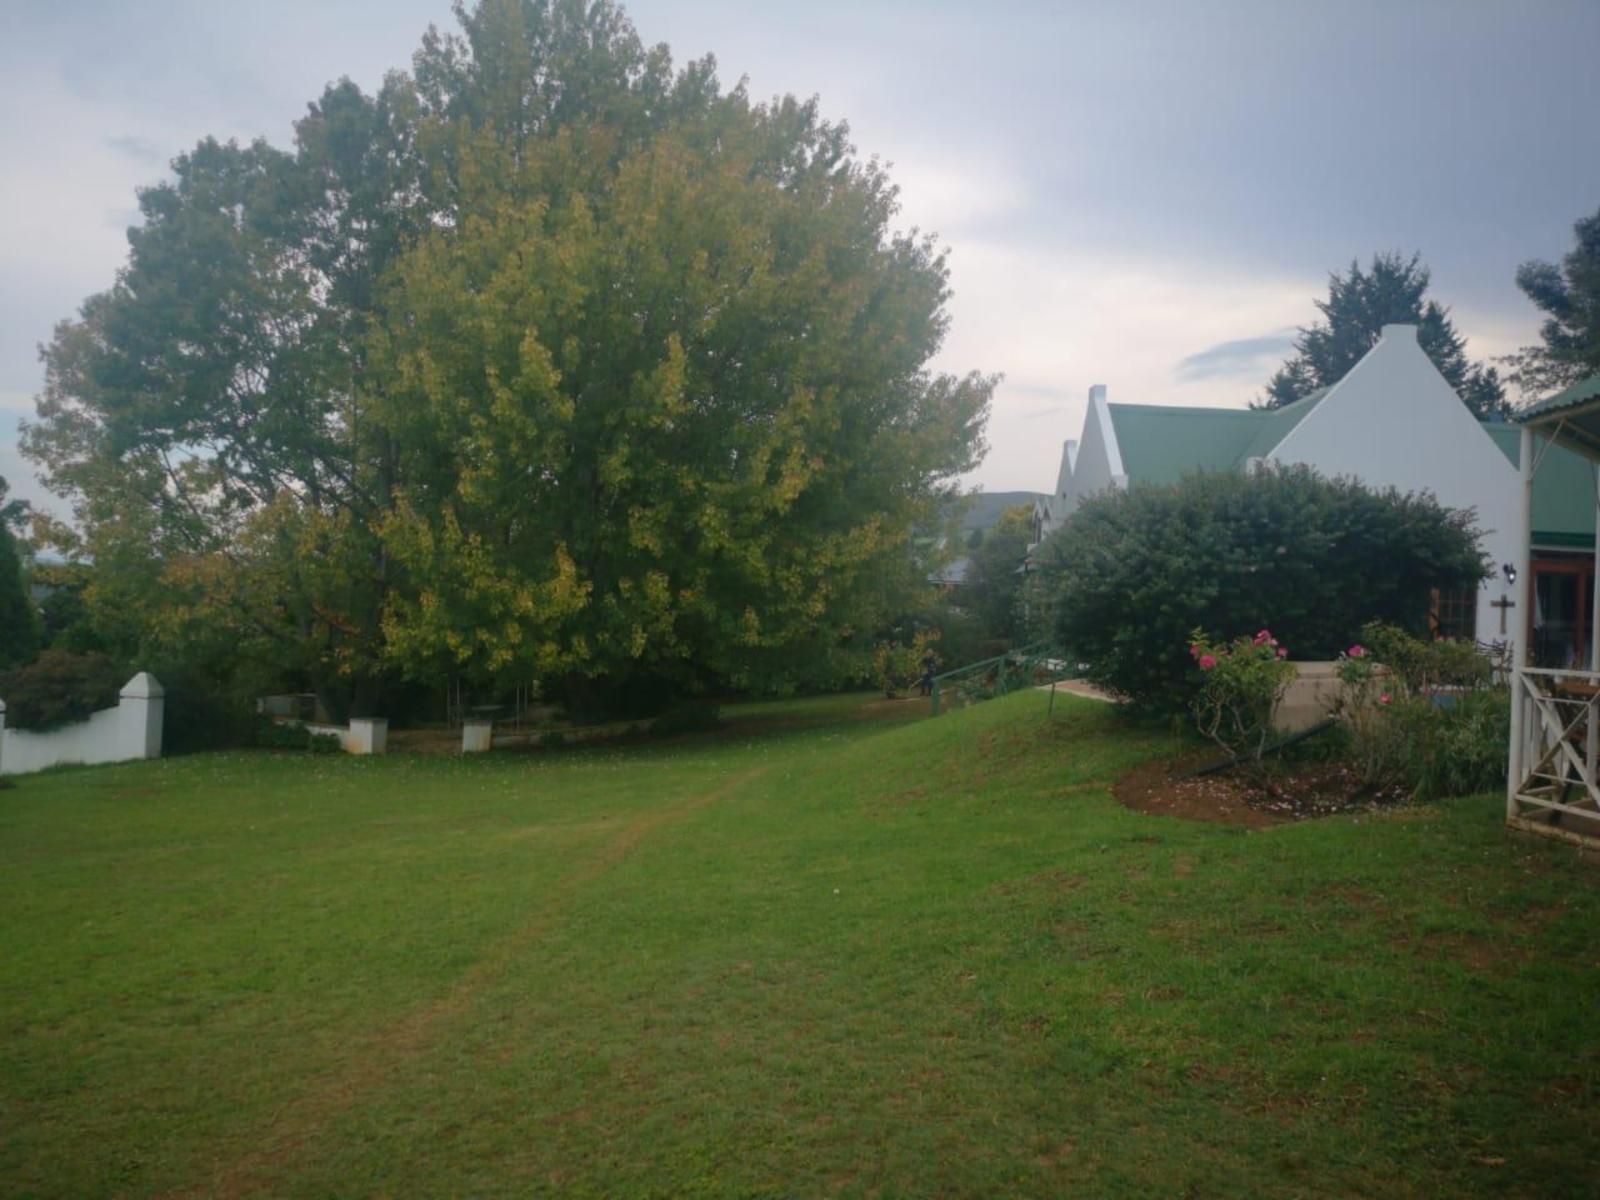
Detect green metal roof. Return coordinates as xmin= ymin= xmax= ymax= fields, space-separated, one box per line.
xmin=1240 ymin=388 xmax=1328 ymax=460
xmin=1484 ymin=423 xmax=1596 ymax=546
xmin=1101 ymin=403 xmax=1596 ymax=550
xmin=1106 ymin=391 xmax=1329 ymax=485
xmin=1515 ymin=372 xmax=1600 ymax=423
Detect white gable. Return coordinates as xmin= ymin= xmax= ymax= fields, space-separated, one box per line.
xmin=1267 ymin=324 xmax=1522 ymax=639
xmin=1057 ymin=384 xmax=1126 ymax=521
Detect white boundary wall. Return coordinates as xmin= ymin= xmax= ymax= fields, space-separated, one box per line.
xmin=0 ymin=672 xmax=165 ymax=776
xmin=303 ymin=717 xmax=388 ymax=755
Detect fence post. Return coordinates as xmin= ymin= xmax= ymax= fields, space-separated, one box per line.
xmin=930 ymin=680 xmax=941 ymax=717
xmin=348 ymin=717 xmax=389 ymax=755
xmin=119 ymin=673 xmax=165 ymax=760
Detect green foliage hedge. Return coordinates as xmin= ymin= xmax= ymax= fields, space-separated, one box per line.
xmin=0 ymin=651 xmax=123 ymax=733
xmin=1041 ymin=466 xmax=1487 ymax=713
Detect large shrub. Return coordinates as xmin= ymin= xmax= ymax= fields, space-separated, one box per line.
xmin=1040 ymin=466 xmax=1487 ymax=713
xmin=0 ymin=651 xmax=123 ymax=733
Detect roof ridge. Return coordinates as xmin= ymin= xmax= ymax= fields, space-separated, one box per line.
xmin=1106 ymin=402 xmax=1267 ymax=418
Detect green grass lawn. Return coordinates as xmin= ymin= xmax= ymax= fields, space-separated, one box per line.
xmin=2 ymin=691 xmax=1597 ymax=1197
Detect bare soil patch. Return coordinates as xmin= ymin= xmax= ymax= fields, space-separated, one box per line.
xmin=1115 ymin=755 xmax=1405 ymax=829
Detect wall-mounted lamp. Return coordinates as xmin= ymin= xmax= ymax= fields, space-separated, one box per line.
xmin=1502 ymin=563 xmax=1518 ymax=586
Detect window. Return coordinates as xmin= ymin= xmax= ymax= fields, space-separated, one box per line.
xmin=1430 ymin=586 xmax=1478 ymax=641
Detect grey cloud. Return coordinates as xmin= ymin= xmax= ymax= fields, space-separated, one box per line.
xmin=105 ymin=135 xmax=167 ymax=166
xmin=1176 ymin=330 xmax=1299 ymax=383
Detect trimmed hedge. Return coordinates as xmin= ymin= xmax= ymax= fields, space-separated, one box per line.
xmin=1040 ymin=465 xmax=1487 ymax=714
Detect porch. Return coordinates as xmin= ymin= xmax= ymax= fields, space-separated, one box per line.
xmin=1508 ymin=374 xmax=1600 ymax=848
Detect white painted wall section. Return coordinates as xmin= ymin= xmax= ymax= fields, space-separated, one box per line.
xmin=303 ymin=718 xmax=389 ymax=755
xmin=1057 ymin=384 xmax=1128 ymax=521
xmin=0 ymin=673 xmax=165 ymax=776
xmin=1268 ymin=325 xmax=1522 ymax=648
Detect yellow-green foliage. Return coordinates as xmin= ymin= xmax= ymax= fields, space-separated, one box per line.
xmin=26 ymin=2 xmax=992 ymax=708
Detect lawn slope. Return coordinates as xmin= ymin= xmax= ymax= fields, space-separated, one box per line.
xmin=1 ymin=692 xmax=1597 ymax=1197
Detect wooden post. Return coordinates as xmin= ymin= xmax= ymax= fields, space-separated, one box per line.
xmin=1588 ymin=463 xmax=1600 ymax=789
xmin=1508 ymin=427 xmax=1534 ymax=818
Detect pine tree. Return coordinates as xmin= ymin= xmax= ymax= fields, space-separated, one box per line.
xmin=1262 ymin=252 xmax=1510 ymax=420
xmin=1506 ymin=205 xmax=1600 ymax=397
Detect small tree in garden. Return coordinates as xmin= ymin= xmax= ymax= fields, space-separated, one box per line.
xmin=1332 ymin=641 xmax=1402 ymax=788
xmin=1188 ymin=629 xmax=1297 ymax=766
xmin=873 ymin=629 xmax=940 ymax=698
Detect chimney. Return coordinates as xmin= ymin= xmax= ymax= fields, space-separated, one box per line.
xmin=1088 ymin=384 xmax=1107 ymax=405
xmin=1381 ymin=324 xmax=1418 ymax=343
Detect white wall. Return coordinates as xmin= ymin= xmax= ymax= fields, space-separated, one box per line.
xmin=302 ymin=718 xmax=388 ymax=755
xmin=1268 ymin=325 xmax=1522 ymax=649
xmin=1056 ymin=384 xmax=1127 ymax=522
xmin=0 ymin=672 xmax=165 ymax=776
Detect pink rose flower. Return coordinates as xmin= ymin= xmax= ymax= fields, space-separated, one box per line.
xmin=1199 ymin=654 xmax=1218 ymax=671
xmin=1276 ymin=647 xmax=1288 ymax=659
xmin=1379 ymin=693 xmax=1391 ymax=705
xmin=1253 ymin=630 xmax=1271 ymax=645
xmin=1349 ymin=645 xmax=1367 ymax=659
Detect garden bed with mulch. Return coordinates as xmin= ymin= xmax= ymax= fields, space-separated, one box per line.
xmin=1114 ymin=754 xmax=1409 ymax=828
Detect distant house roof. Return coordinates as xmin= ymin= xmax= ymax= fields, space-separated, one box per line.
xmin=1106 ymin=388 xmax=1332 ymax=484
xmin=954 ymin=490 xmax=1047 ymax=533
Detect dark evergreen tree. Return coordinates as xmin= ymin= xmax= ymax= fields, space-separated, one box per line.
xmin=1507 ymin=205 xmax=1600 ymax=397
xmin=0 ymin=476 xmax=40 ymax=668
xmin=1262 ymin=252 xmax=1510 ymax=420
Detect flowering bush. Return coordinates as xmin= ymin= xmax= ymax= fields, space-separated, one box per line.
xmin=1188 ymin=628 xmax=1298 ymax=764
xmin=1334 ymin=640 xmax=1405 ymax=787
xmin=1334 ymin=622 xmax=1505 ymax=796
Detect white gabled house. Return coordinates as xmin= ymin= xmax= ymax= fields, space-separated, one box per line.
xmin=1036 ymin=324 xmax=1600 ymax=662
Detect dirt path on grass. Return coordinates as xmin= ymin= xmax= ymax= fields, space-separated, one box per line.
xmin=175 ymin=766 xmax=769 ymax=1200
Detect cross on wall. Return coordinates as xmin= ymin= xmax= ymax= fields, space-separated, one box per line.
xmin=1484 ymin=595 xmax=1510 ymax=640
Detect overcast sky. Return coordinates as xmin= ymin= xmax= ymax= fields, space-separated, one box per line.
xmin=3 ymin=0 xmax=1598 ymax=514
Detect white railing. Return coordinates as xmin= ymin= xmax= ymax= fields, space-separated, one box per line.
xmin=1508 ymin=667 xmax=1600 ymax=828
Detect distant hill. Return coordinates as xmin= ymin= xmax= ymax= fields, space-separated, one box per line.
xmin=951 ymin=491 xmax=1047 ymax=534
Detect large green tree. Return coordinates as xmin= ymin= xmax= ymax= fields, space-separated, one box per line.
xmin=24 ymin=0 xmax=990 ymax=717
xmin=1262 ymin=252 xmax=1509 ymax=420
xmin=1506 ymin=205 xmax=1600 ymax=397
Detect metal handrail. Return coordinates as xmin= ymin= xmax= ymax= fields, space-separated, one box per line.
xmin=929 ymin=641 xmax=1072 ymax=715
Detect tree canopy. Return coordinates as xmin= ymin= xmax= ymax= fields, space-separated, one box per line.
xmin=1262 ymin=252 xmax=1509 ymax=420
xmin=1507 ymin=205 xmax=1600 ymax=398
xmin=24 ymin=0 xmax=992 ymax=717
